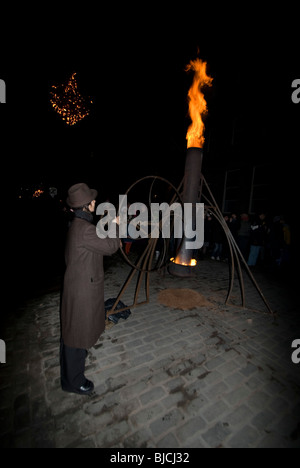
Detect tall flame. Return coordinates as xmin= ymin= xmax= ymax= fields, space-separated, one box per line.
xmin=185 ymin=58 xmax=213 ymax=148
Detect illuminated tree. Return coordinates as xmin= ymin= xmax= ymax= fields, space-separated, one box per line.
xmin=50 ymin=72 xmax=92 ymax=126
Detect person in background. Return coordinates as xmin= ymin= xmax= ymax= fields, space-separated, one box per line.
xmin=237 ymin=213 xmax=251 ymax=259
xmin=281 ymin=216 xmax=291 ymax=265
xmin=60 ymin=183 xmax=120 ymax=395
xmin=211 ymin=215 xmax=224 ymax=261
xmin=269 ymin=215 xmax=291 ymax=267
xmin=247 ymin=213 xmax=266 ymax=267
xmin=269 ymin=215 xmax=284 ymax=267
xmin=228 ymin=213 xmax=239 ymax=242
xmin=202 ymin=212 xmax=214 ymax=257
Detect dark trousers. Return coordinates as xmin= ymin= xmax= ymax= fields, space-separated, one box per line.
xmin=60 ymin=341 xmax=87 ymax=390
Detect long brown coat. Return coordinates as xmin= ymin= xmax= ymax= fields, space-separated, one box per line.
xmin=61 ymin=217 xmax=120 ymax=349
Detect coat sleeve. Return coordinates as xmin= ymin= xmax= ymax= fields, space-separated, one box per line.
xmin=83 ymin=223 xmax=120 ymax=255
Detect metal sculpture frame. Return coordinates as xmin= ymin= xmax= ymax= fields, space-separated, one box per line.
xmin=105 ymin=173 xmax=274 ymax=319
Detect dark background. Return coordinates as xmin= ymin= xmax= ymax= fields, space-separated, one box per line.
xmin=1 ymin=7 xmax=299 ymax=303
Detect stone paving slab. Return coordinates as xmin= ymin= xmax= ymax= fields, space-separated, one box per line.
xmin=0 ymin=256 xmax=300 ymax=448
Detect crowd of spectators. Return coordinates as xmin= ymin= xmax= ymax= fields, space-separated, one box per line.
xmin=201 ymin=211 xmax=291 ymax=270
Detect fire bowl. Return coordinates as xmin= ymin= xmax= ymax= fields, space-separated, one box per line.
xmin=168 ymin=261 xmax=197 ymax=278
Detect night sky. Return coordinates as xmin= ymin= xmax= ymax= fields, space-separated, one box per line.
xmin=1 ymin=15 xmax=299 ymax=201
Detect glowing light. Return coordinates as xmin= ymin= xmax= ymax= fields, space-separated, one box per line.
xmin=32 ymin=189 xmax=44 ymax=198
xmin=170 ymin=257 xmax=197 ymax=267
xmin=50 ymin=72 xmax=92 ymax=126
xmin=185 ymin=58 xmax=213 ymax=148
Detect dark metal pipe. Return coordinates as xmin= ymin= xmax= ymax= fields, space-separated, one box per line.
xmin=168 ymin=147 xmax=203 ymax=277
xmin=182 ymin=147 xmax=203 ymax=205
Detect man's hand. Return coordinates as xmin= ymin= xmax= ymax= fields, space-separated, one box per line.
xmin=112 ymin=216 xmax=120 ymax=225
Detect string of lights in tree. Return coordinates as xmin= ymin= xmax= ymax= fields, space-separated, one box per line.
xmin=50 ymin=72 xmax=92 ymax=126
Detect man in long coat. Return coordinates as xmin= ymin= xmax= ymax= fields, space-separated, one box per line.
xmin=60 ymin=183 xmax=120 ymax=395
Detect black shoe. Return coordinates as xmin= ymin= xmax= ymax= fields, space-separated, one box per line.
xmin=62 ymin=379 xmax=94 ymax=395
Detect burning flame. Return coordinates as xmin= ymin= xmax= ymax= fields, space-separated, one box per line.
xmin=185 ymin=58 xmax=213 ymax=148
xmin=170 ymin=257 xmax=197 ymax=267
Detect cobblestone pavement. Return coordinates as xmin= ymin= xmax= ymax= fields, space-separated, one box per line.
xmin=1 ymin=255 xmax=300 ymax=448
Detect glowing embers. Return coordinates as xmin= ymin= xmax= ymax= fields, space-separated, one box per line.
xmin=50 ymin=72 xmax=92 ymax=126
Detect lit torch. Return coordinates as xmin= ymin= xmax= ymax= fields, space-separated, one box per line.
xmin=169 ymin=58 xmax=212 ymax=277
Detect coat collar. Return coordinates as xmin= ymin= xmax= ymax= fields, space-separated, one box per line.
xmin=73 ymin=209 xmax=93 ymax=223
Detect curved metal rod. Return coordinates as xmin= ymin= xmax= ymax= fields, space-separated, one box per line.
xmin=201 ymin=180 xmax=246 ymax=307
xmin=202 ymin=199 xmax=239 ymax=306
xmin=147 ymin=178 xmax=173 ymax=271
xmin=203 ymin=204 xmax=236 ymax=304
xmin=202 ymin=175 xmax=273 ymax=314
xmin=108 ymin=172 xmax=273 ymax=316
xmin=118 ymin=175 xmax=183 ymax=273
